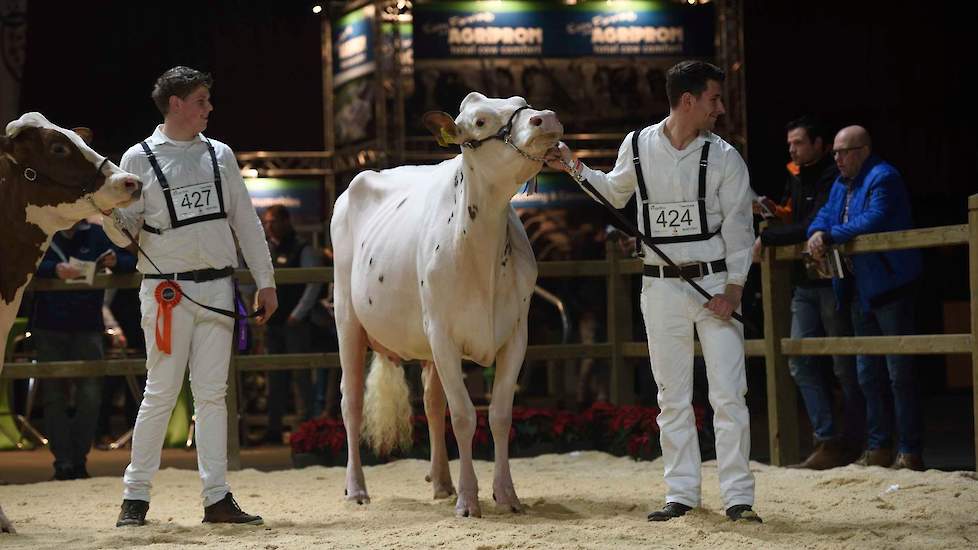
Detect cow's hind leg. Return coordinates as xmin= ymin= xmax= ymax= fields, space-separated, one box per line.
xmin=338 ymin=311 xmax=370 ymax=504
xmin=421 ymin=361 xmax=456 ymax=499
xmin=489 ymin=320 xmax=529 ymax=513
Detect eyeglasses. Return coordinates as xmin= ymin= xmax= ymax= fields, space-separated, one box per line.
xmin=832 ymin=145 xmax=866 ymax=157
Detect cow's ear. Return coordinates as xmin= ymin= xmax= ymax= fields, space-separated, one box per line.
xmin=423 ymin=111 xmax=460 ymax=147
xmin=72 ymin=127 xmax=94 ymax=144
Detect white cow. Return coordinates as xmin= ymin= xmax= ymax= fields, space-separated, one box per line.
xmin=0 ymin=113 xmax=142 ymax=533
xmin=330 ymin=93 xmax=562 ymax=517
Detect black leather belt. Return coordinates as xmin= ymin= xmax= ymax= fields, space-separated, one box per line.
xmin=643 ymin=259 xmax=726 ymax=279
xmin=144 ymin=266 xmax=234 ymax=283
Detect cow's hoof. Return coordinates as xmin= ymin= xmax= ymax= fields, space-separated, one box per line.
xmin=344 ymin=488 xmax=370 ymax=505
xmin=425 ymin=473 xmax=456 ymax=499
xmin=454 ymin=494 xmax=482 ymax=518
xmin=492 ymin=491 xmax=525 ymax=514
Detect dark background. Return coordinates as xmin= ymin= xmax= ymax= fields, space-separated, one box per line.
xmin=17 ymin=0 xmax=974 ymax=351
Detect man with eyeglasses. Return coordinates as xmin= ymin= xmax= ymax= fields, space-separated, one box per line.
xmin=806 ymin=126 xmax=923 ymax=471
xmin=754 ymin=117 xmax=864 ymax=471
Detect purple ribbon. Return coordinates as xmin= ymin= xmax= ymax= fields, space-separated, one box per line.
xmin=233 ymin=280 xmax=249 ymax=352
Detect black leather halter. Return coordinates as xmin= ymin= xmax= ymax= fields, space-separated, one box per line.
xmin=21 ymin=156 xmax=109 ymax=195
xmin=461 ymin=105 xmax=545 ymax=161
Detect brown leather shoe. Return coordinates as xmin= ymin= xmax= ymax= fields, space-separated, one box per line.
xmin=202 ymin=493 xmax=263 ymax=525
xmin=789 ymin=438 xmax=853 ymax=470
xmin=854 ymin=448 xmax=894 ymax=467
xmin=890 ymin=452 xmax=924 ymax=471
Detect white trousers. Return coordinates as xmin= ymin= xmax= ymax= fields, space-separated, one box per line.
xmin=640 ymin=273 xmax=754 ymax=509
xmin=123 ymin=277 xmax=234 ymax=507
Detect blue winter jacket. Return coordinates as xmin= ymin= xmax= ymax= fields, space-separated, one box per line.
xmin=807 ymin=155 xmax=922 ymax=311
xmin=32 ymin=223 xmax=136 ymax=331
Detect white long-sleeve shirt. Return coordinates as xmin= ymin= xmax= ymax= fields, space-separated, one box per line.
xmin=102 ymin=125 xmax=276 ymax=289
xmin=579 ymin=121 xmax=755 ymax=286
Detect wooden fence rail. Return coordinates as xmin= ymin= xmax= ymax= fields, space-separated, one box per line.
xmin=5 ymin=194 xmax=976 ymax=469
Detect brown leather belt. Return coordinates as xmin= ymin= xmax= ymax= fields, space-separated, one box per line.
xmin=643 ymin=259 xmax=727 ymax=279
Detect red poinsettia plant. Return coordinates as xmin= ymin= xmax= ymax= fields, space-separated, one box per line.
xmin=291 ymin=402 xmax=706 ymax=465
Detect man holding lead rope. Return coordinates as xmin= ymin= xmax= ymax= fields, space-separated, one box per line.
xmin=546 ymin=60 xmax=761 ymax=523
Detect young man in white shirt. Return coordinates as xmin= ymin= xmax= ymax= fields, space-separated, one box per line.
xmin=102 ymin=66 xmax=278 ymax=527
xmin=547 ymin=60 xmax=761 ymax=523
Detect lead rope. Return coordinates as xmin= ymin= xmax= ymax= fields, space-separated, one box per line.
xmin=560 ymin=158 xmax=754 ymax=331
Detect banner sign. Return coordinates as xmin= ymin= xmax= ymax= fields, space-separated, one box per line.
xmin=413 ymin=1 xmax=713 ymax=59
xmin=333 ymin=5 xmax=376 ymax=87
xmin=245 ymin=178 xmax=323 ymax=227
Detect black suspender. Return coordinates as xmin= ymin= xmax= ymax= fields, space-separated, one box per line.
xmin=139 ymin=138 xmax=227 ymax=234
xmin=632 ymin=131 xmax=652 ymax=257
xmin=631 ymin=129 xmax=720 ymax=251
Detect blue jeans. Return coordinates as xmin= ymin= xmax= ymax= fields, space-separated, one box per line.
xmin=851 ymin=291 xmax=921 ymax=454
xmin=36 ymin=329 xmax=104 ymax=473
xmin=788 ymin=286 xmax=864 ymax=444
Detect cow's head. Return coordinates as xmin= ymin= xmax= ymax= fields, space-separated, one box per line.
xmin=1 ymin=112 xmax=141 ymax=232
xmin=423 ymin=93 xmax=563 ymax=166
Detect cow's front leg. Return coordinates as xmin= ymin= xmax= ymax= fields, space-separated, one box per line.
xmin=489 ymin=319 xmax=529 ymax=513
xmin=429 ymin=332 xmax=480 ymax=517
xmin=339 ymin=322 xmax=370 ymax=504
xmin=422 ymin=361 xmax=456 ymax=499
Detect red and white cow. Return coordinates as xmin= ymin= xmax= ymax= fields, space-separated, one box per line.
xmin=0 ymin=112 xmax=142 ymax=533
xmin=331 ymin=93 xmax=562 ymax=517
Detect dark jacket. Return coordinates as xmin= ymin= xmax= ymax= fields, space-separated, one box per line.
xmin=807 ymin=155 xmax=922 ymax=311
xmin=33 ymin=223 xmax=136 ymax=331
xmin=760 ymin=155 xmax=838 ymax=287
xmin=267 ymin=232 xmax=309 ymax=326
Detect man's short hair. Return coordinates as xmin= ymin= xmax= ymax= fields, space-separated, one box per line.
xmin=785 ymin=116 xmax=829 ymax=145
xmin=151 ymin=66 xmax=213 ymax=115
xmin=665 ymin=60 xmax=725 ymax=108
xmin=264 ymin=204 xmax=291 ymax=221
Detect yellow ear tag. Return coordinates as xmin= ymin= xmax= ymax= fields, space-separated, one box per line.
xmin=438 ymin=128 xmax=455 ymax=147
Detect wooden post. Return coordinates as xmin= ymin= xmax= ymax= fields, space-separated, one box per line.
xmin=226 ymin=350 xmax=242 ymax=471
xmin=606 ymin=241 xmax=635 ymax=405
xmin=969 ymin=193 xmax=978 ymax=471
xmin=760 ymin=243 xmax=799 ymax=466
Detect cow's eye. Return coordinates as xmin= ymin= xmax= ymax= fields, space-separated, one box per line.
xmin=50 ymin=142 xmax=71 ymax=157
xmin=475 ymin=119 xmax=485 ymax=128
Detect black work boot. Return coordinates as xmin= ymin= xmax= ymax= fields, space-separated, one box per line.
xmin=202 ymin=492 xmax=263 ymax=525
xmin=647 ymin=502 xmax=693 ymax=522
xmin=116 ymin=499 xmax=149 ymax=527
xmin=726 ymin=504 xmax=762 ymax=523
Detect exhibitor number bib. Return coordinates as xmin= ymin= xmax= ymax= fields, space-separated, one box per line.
xmin=139 ymin=137 xmax=227 ymax=232
xmin=172 ymin=181 xmax=221 ymax=222
xmin=649 ymin=201 xmax=701 ymax=238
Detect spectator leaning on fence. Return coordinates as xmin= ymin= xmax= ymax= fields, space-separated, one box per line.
xmin=32 ymin=219 xmax=136 ymax=480
xmin=806 ymin=125 xmax=924 ymax=471
xmin=754 ymin=117 xmax=865 ymax=470
xmin=261 ymin=204 xmax=323 ymax=443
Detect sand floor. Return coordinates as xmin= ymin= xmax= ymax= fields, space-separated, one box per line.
xmin=2 ymin=451 xmax=977 ymax=549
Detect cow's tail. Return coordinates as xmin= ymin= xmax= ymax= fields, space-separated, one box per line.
xmin=363 ymin=352 xmax=413 ymax=456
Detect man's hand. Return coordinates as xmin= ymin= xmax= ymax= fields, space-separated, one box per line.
xmin=704 ymin=284 xmax=743 ymax=321
xmin=544 ymin=141 xmax=574 ymax=172
xmin=55 ymin=262 xmax=82 ymax=280
xmin=98 ymin=250 xmax=118 ymax=269
xmin=806 ymin=231 xmax=827 ymax=259
xmin=751 ymin=236 xmax=763 ymax=263
xmin=752 ymin=196 xmax=777 ymax=218
xmin=254 ymin=287 xmax=278 ymax=325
